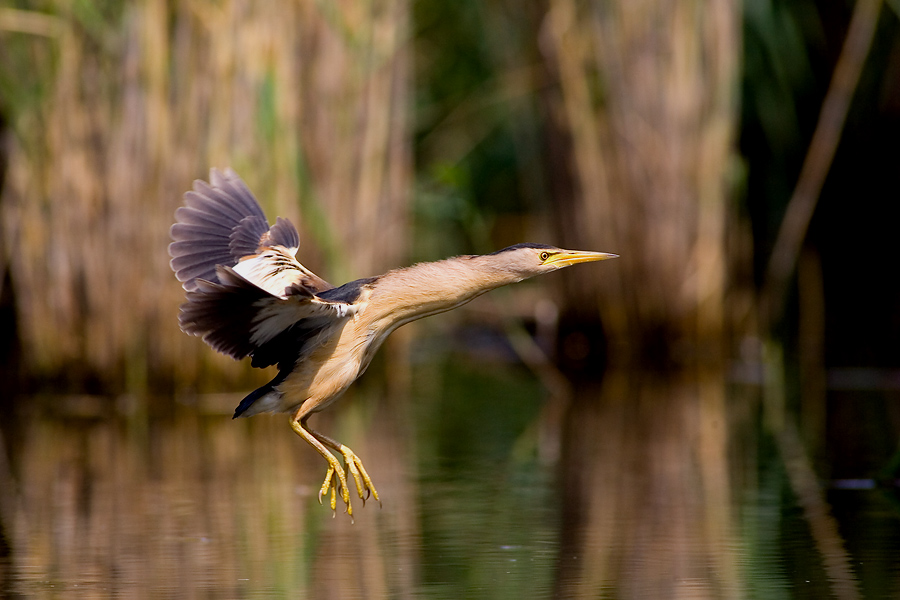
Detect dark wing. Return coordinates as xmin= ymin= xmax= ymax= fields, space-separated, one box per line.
xmin=178 ymin=265 xmax=355 ymax=365
xmin=168 ymin=168 xmax=332 ymax=295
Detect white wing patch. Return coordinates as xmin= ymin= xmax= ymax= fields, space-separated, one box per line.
xmin=248 ymin=295 xmax=357 ymax=347
xmin=234 ymin=247 xmax=308 ymax=298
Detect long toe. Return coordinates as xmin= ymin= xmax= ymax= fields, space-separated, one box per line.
xmin=339 ymin=446 xmax=380 ymax=506
xmin=317 ymin=457 xmax=353 ymax=516
xmin=290 ymin=418 xmax=358 ymax=518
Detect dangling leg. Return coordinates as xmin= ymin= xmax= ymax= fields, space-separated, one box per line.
xmin=307 ymin=426 xmax=381 ymax=507
xmin=289 ymin=409 xmax=355 ymax=517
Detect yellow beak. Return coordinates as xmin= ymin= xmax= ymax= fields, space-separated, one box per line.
xmin=545 ymin=250 xmax=618 ymax=268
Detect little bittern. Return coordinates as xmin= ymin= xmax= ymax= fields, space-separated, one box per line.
xmin=169 ymin=168 xmax=616 ymax=518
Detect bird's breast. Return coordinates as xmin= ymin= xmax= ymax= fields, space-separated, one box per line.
xmin=275 ymin=316 xmax=374 ymax=414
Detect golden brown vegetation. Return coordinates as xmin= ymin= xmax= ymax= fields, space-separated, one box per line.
xmin=0 ymin=1 xmax=410 ymax=390
xmin=541 ymin=0 xmax=743 ymax=363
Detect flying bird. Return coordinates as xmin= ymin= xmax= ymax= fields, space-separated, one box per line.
xmin=169 ymin=168 xmax=617 ymax=517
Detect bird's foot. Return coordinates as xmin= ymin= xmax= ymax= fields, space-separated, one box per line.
xmin=315 ymin=446 xmax=380 ymax=519
xmin=337 ymin=445 xmax=381 ymax=508
xmin=317 ymin=457 xmax=353 ymax=518
xmin=291 ymin=418 xmax=375 ymax=519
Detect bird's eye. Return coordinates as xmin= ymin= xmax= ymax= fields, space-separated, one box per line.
xmin=539 ymin=251 xmax=550 ymax=261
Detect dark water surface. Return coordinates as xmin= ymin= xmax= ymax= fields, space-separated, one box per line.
xmin=0 ymin=364 xmax=897 ymax=599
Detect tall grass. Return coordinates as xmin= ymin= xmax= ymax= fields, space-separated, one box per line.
xmin=0 ymin=0 xmax=411 ymax=390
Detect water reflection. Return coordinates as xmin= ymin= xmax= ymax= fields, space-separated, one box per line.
xmin=555 ymin=370 xmax=739 ymax=599
xmin=0 ymin=397 xmax=419 ymax=598
xmin=0 ymin=366 xmax=896 ymax=598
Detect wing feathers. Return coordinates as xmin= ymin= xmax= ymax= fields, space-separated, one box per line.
xmin=190 ymin=175 xmax=265 ymax=222
xmin=264 ymin=216 xmax=301 ymax=251
xmin=170 ymin=250 xmax=234 ymax=282
xmin=170 ymin=168 xmax=339 ymax=361
xmin=169 ymin=168 xmax=316 ymax=293
xmin=229 ymin=215 xmax=271 ymax=258
xmin=169 ymin=221 xmax=231 ymax=242
xmin=184 ymin=189 xmax=246 ymax=224
xmin=178 ymin=265 xmax=352 ymax=364
xmin=210 ymin=168 xmax=266 ymax=217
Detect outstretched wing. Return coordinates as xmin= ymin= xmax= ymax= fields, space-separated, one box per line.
xmin=178 ymin=265 xmax=355 ymax=367
xmin=170 ymin=168 xmax=347 ymax=366
xmin=168 ymin=167 xmax=332 ymax=296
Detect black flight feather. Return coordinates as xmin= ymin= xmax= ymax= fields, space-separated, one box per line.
xmin=178 ymin=269 xmax=275 ymax=360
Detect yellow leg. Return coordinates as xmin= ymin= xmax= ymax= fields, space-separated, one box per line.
xmin=308 ymin=427 xmax=381 ymax=507
xmin=289 ymin=417 xmax=355 ymax=518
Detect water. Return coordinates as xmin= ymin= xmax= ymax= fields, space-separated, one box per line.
xmin=0 ymin=363 xmax=897 ymax=598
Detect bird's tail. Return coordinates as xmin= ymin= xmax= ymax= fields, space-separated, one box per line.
xmin=233 ymin=370 xmax=289 ymax=418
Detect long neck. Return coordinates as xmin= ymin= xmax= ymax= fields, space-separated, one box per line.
xmin=366 ymin=254 xmax=524 ymax=327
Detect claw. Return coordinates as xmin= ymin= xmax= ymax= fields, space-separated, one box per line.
xmin=315 ymin=459 xmax=353 ymax=516
xmin=290 ymin=417 xmax=379 ymax=519
xmin=338 ymin=445 xmax=381 ymax=507
xmin=318 ymin=465 xmax=335 ymax=504
xmin=345 ymin=456 xmax=366 ymax=500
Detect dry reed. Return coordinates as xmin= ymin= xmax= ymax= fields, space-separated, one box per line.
xmin=0 ymin=0 xmax=411 ymax=390
xmin=541 ymin=0 xmax=742 ymax=362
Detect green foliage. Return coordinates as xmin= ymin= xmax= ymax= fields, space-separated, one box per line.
xmin=413 ymin=0 xmax=547 ymax=258
xmin=741 ymin=0 xmax=823 ymax=236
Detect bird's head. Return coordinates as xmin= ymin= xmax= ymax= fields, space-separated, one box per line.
xmin=486 ymin=243 xmax=618 ymax=280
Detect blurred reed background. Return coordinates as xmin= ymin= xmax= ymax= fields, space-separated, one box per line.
xmin=540 ymin=0 xmax=741 ymax=363
xmin=0 ymin=0 xmax=410 ymax=393
xmin=4 ymin=0 xmax=888 ymax=389
xmin=1 ymin=0 xmax=899 ymax=597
